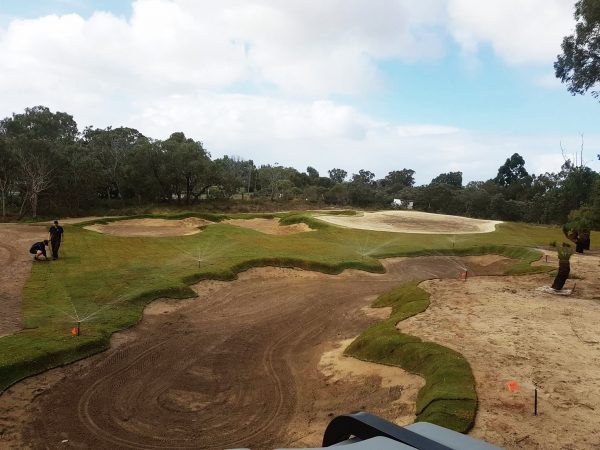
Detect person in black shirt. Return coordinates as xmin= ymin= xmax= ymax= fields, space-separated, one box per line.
xmin=48 ymin=220 xmax=64 ymax=260
xmin=30 ymin=240 xmax=49 ymax=260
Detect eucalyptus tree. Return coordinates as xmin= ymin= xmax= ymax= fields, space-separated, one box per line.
xmin=0 ymin=106 xmax=78 ymax=217
xmin=555 ymin=0 xmax=600 ymax=100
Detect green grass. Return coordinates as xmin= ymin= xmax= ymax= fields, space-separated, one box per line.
xmin=0 ymin=213 xmax=572 ymax=395
xmin=345 ymin=282 xmax=477 ymax=432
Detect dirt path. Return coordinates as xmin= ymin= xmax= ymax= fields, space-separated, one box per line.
xmin=399 ymin=251 xmax=600 ymax=449
xmin=317 ymin=211 xmax=501 ymax=234
xmin=0 ymin=256 xmax=510 ymax=449
xmin=0 ymin=223 xmax=49 ymax=337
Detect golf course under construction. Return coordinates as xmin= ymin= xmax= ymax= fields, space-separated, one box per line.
xmin=0 ymin=210 xmax=599 ymax=449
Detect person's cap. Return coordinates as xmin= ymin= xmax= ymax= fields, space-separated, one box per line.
xmin=54 ymin=220 xmax=59 ymax=224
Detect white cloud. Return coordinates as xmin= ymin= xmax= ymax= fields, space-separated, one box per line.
xmin=0 ymin=0 xmax=595 ymax=187
xmin=125 ymin=91 xmax=600 ymax=184
xmin=446 ymin=0 xmax=576 ymax=65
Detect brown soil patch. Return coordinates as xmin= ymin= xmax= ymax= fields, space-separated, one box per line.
xmin=223 ymin=218 xmax=312 ymax=235
xmin=0 ymin=256 xmax=508 ymax=449
xmin=0 ymin=223 xmax=50 ymax=337
xmin=399 ymin=252 xmax=600 ymax=449
xmin=44 ymin=216 xmax=117 ymax=225
xmin=319 ymin=338 xmax=425 ymax=427
xmin=318 ymin=210 xmax=501 ymax=234
xmin=84 ymin=218 xmax=212 ymax=237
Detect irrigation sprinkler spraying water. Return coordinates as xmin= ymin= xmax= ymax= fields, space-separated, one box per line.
xmin=71 ymin=322 xmax=81 ymax=336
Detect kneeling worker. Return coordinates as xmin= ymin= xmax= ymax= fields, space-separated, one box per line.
xmin=30 ymin=240 xmax=49 ymax=261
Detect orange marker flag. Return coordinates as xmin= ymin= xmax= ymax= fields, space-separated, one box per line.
xmin=71 ymin=327 xmax=78 ymax=336
xmin=506 ymin=380 xmax=519 ymax=392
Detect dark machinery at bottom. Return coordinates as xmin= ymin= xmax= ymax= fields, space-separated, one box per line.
xmin=233 ymin=411 xmax=503 ymax=450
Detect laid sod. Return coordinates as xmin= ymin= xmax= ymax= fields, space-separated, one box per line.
xmin=0 ymin=212 xmax=568 ymax=398
xmin=345 ymin=281 xmax=477 ymax=432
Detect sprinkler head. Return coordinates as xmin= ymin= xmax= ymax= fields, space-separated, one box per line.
xmin=70 ymin=322 xmax=81 ymax=336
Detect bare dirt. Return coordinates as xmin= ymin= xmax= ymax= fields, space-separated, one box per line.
xmin=223 ymin=218 xmax=312 ymax=235
xmin=84 ymin=218 xmax=212 ymax=237
xmin=317 ymin=210 xmax=501 ymax=234
xmin=0 ymin=256 xmax=511 ymax=450
xmin=399 ymin=251 xmax=600 ymax=450
xmin=0 ymin=223 xmax=50 ymax=337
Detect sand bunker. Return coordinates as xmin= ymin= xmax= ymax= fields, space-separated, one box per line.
xmin=223 ymin=218 xmax=312 ymax=235
xmin=399 ymin=252 xmax=600 ymax=449
xmin=84 ymin=218 xmax=212 ymax=237
xmin=318 ymin=210 xmax=501 ymax=234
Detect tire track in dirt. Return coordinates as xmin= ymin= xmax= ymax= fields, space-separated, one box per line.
xmin=7 ymin=256 xmax=513 ymax=449
xmin=0 ymin=223 xmax=49 ymax=337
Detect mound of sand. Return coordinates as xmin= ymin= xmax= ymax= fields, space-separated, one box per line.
xmin=223 ymin=218 xmax=312 ymax=235
xmin=84 ymin=218 xmax=212 ymax=237
xmin=317 ymin=210 xmax=501 ymax=234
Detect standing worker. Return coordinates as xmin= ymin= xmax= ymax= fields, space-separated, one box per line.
xmin=49 ymin=220 xmax=64 ymax=260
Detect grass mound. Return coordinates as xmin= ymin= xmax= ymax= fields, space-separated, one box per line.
xmin=345 ymin=281 xmax=477 ymax=433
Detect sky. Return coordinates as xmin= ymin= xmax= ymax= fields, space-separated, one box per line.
xmin=1 ymin=0 xmax=598 ymax=184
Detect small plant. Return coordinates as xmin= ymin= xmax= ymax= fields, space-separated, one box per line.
xmin=552 ymin=243 xmax=573 ymax=290
xmin=549 ymin=240 xmax=557 ymax=247
xmin=557 ymin=243 xmax=573 ymax=262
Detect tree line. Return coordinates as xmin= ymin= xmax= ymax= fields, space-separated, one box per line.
xmin=0 ymin=105 xmax=599 ymax=230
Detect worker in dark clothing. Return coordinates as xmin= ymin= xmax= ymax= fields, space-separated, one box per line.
xmin=48 ymin=220 xmax=64 ymax=260
xmin=30 ymin=240 xmax=49 ymax=260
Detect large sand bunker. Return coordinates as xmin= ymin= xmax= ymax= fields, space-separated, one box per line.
xmin=84 ymin=218 xmax=212 ymax=237
xmin=399 ymin=252 xmax=600 ymax=449
xmin=223 ymin=218 xmax=312 ymax=235
xmin=318 ymin=210 xmax=501 ymax=234
xmin=0 ymin=256 xmax=511 ymax=449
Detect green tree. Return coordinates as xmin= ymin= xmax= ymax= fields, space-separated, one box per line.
xmin=82 ymin=126 xmax=146 ymax=201
xmin=258 ymin=164 xmax=297 ymax=200
xmin=306 ymin=166 xmax=319 ymax=182
xmin=431 ymin=171 xmax=462 ymax=188
xmin=161 ymin=132 xmax=212 ymax=204
xmin=0 ymin=139 xmax=18 ymax=218
xmin=0 ymin=106 xmax=78 ymax=217
xmin=555 ymin=0 xmax=600 ymax=99
xmin=494 ymin=153 xmax=529 ymax=186
xmin=214 ymin=156 xmax=253 ymax=198
xmin=382 ymin=169 xmax=415 ymax=194
xmin=328 ymin=168 xmax=347 ymax=184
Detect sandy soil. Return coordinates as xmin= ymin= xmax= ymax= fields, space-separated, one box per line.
xmin=0 ymin=256 xmax=510 ymax=449
xmin=399 ymin=251 xmax=600 ymax=450
xmin=43 ymin=217 xmax=118 ymax=225
xmin=0 ymin=223 xmax=50 ymax=337
xmin=223 ymin=218 xmax=312 ymax=235
xmin=84 ymin=218 xmax=212 ymax=237
xmin=318 ymin=210 xmax=501 ymax=234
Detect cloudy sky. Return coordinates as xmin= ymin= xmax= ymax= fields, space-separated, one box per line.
xmin=1 ymin=0 xmax=598 ymax=184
